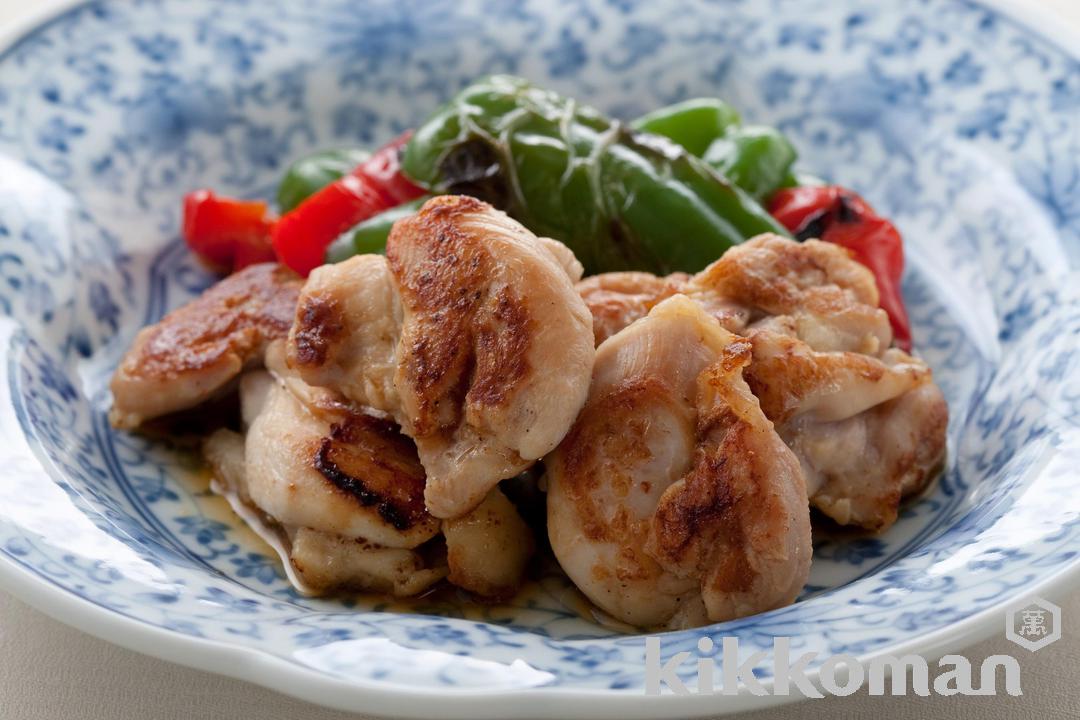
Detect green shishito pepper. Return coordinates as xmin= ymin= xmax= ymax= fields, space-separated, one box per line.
xmin=703 ymin=125 xmax=797 ymax=202
xmin=276 ymin=147 xmax=371 ymax=212
xmin=402 ymin=76 xmax=789 ymax=275
xmin=631 ymin=98 xmax=741 ymax=157
xmin=632 ymin=101 xmax=798 ymax=202
xmin=324 ymin=196 xmax=431 ymax=263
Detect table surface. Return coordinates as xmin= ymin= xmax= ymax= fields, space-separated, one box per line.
xmin=1 ymin=1 xmax=1078 ymax=718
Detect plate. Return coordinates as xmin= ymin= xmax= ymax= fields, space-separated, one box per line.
xmin=0 ymin=0 xmax=1077 ymax=717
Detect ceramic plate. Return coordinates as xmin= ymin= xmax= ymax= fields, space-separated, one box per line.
xmin=0 ymin=0 xmax=1078 ymax=717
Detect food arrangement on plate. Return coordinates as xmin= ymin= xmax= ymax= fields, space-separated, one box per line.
xmin=109 ymin=76 xmax=947 ymax=629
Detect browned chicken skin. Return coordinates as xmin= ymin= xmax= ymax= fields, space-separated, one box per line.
xmin=288 ymin=196 xmax=595 ymax=519
xmin=546 ymin=296 xmax=812 ymax=628
xmin=109 ymin=263 xmax=301 ymax=429
xmin=575 ymin=271 xmax=688 ymax=345
xmin=206 ymin=348 xmax=534 ymax=598
xmin=576 ymin=235 xmax=948 ymax=532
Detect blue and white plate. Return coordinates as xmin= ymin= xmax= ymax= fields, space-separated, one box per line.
xmin=0 ymin=0 xmax=1077 ymax=716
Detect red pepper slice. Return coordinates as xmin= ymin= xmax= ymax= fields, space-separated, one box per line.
xmin=358 ymin=130 xmax=426 ymax=204
xmin=768 ymin=186 xmax=913 ymax=351
xmin=232 ymin=231 xmax=278 ymax=270
xmin=271 ymin=173 xmax=391 ymax=276
xmin=182 ymin=190 xmax=274 ymax=272
xmin=186 ymin=133 xmax=424 ymax=277
xmin=271 ymin=132 xmax=427 ymax=276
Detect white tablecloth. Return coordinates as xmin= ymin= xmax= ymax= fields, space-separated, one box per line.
xmin=1 ymin=1 xmax=1077 ymax=718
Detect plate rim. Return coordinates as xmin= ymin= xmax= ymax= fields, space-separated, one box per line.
xmin=0 ymin=0 xmax=1078 ymax=717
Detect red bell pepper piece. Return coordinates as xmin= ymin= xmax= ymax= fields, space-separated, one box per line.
xmin=271 ymin=173 xmax=390 ymax=276
xmin=232 ymin=231 xmax=278 ymax=270
xmin=182 ymin=190 xmax=275 ymax=273
xmin=359 ymin=130 xmax=426 ymax=204
xmin=768 ymin=186 xmax=913 ymax=351
xmin=271 ymin=132 xmax=425 ymax=276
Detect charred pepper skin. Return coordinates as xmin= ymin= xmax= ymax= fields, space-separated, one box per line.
xmin=402 ymin=75 xmax=789 ymax=275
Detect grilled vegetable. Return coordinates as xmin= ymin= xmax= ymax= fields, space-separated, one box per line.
xmin=703 ymin=125 xmax=797 ymax=201
xmin=182 ymin=190 xmax=275 ymax=272
xmin=633 ymin=100 xmax=797 ymax=201
xmin=276 ymin=148 xmax=371 ymax=213
xmin=769 ymin=186 xmax=912 ymax=350
xmin=272 ymin=133 xmax=425 ymax=276
xmin=324 ymin=196 xmax=431 ymax=263
xmin=630 ymin=98 xmax=741 ymax=157
xmin=402 ymin=75 xmax=789 ymax=275
xmin=272 ymin=173 xmax=390 ymax=276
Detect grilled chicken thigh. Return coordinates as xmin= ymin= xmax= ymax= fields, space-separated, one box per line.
xmin=575 ymin=271 xmax=688 ymax=346
xmin=287 ymin=254 xmax=402 ymax=413
xmin=546 ymin=296 xmax=812 ymax=628
xmin=244 ymin=380 xmax=440 ymax=549
xmin=289 ymin=196 xmax=594 ymax=518
xmin=204 ymin=418 xmax=448 ymax=597
xmin=692 ymin=236 xmax=947 ymax=530
xmin=205 ymin=345 xmax=534 ymax=597
xmin=683 ymin=235 xmax=890 ymax=351
xmin=573 ymin=235 xmax=948 ymax=531
xmin=110 ymin=263 xmax=301 ymax=429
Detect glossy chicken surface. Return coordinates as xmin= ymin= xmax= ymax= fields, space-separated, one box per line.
xmin=110 ymin=189 xmax=948 ymax=626
xmin=574 ymin=235 xmax=948 ymax=532
xmin=289 ymin=196 xmax=594 ymax=519
xmin=575 ymin=271 xmax=688 ymax=346
xmin=546 ymin=296 xmax=812 ymax=628
xmin=693 ymin=236 xmax=948 ymax=530
xmin=110 ymin=263 xmax=302 ymax=429
xmin=205 ymin=347 xmax=533 ymax=598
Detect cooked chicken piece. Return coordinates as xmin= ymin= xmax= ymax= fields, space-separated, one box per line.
xmin=110 ymin=263 xmax=301 ymax=429
xmin=575 ymin=271 xmax=689 ymax=346
xmin=684 ymin=235 xmax=890 ymax=353
xmin=442 ymin=488 xmax=535 ymax=599
xmin=746 ymin=326 xmax=946 ymax=531
xmin=244 ymin=380 xmax=439 ymax=549
xmin=288 ymin=527 xmax=446 ymax=596
xmin=206 ymin=357 xmax=537 ymax=598
xmin=204 ymin=423 xmax=446 ymax=597
xmin=781 ymin=383 xmax=948 ymax=528
xmin=691 ymin=235 xmax=948 ymax=530
xmin=745 ymin=329 xmax=932 ymax=424
xmin=577 ymin=237 xmax=888 ymax=350
xmin=288 ymin=254 xmax=403 ymax=413
xmin=546 ymin=296 xmax=811 ymax=629
xmin=289 ymin=196 xmax=594 ymax=519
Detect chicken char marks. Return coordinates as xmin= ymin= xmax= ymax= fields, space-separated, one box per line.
xmin=313 ymin=413 xmax=431 ymax=533
xmin=288 ymin=195 xmax=595 ymax=519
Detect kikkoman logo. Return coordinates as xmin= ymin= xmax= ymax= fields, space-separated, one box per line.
xmin=1005 ymin=597 xmax=1061 ymax=652
xmin=644 ymin=596 xmax=1062 ymax=697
